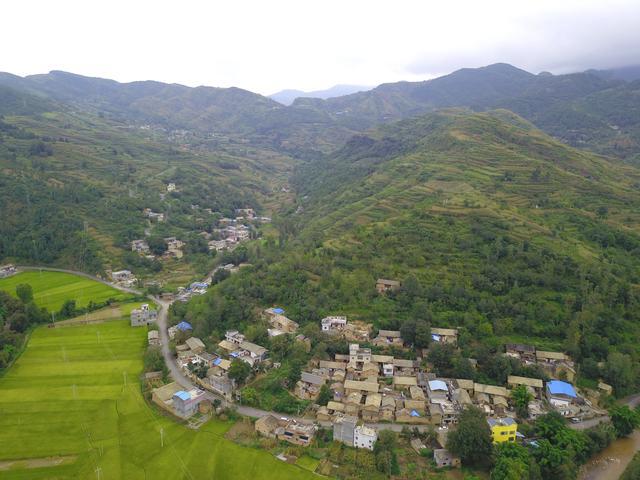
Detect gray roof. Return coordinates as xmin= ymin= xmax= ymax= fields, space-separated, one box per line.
xmin=301 ymin=372 xmax=325 ymax=385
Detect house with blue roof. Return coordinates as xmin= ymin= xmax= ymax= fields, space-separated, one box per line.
xmin=546 ymin=380 xmax=578 ymax=412
xmin=176 ymin=321 xmax=193 ymax=332
xmin=171 ymin=388 xmax=206 ymax=418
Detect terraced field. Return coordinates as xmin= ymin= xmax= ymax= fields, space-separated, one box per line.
xmin=0 ymin=271 xmax=134 ymax=312
xmin=0 ymin=320 xmax=316 ymax=479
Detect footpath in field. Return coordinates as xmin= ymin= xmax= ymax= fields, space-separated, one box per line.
xmin=0 ymin=320 xmax=316 ymax=480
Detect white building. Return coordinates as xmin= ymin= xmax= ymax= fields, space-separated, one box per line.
xmin=321 ymin=316 xmax=347 ymax=333
xmin=354 ymin=425 xmax=377 ymax=450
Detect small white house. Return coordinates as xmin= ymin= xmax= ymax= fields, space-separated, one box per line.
xmin=354 ymin=425 xmax=377 ymax=450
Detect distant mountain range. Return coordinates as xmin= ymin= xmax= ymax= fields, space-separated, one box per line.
xmin=269 ymin=84 xmax=371 ymax=105
xmin=1 ymin=63 xmax=640 ymax=161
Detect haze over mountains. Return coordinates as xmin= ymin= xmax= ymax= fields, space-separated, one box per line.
xmin=269 ymin=84 xmax=371 ymax=106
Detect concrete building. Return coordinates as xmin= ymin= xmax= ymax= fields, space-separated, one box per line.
xmin=172 ymin=389 xmax=206 ymax=419
xmin=488 ymin=417 xmax=518 ymax=443
xmin=354 ymin=425 xmax=377 ymax=450
xmin=131 ymin=304 xmax=158 ymax=327
xmin=333 ymin=415 xmax=357 ymax=446
xmin=321 ymin=316 xmax=348 ymax=333
xmin=0 ymin=264 xmax=17 ymax=278
xmin=431 ymin=327 xmax=458 ymax=345
xmin=434 ymin=449 xmax=461 ymax=468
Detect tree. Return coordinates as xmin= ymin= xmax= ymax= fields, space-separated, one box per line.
xmin=603 ymin=352 xmax=636 ymax=397
xmin=15 ymin=284 xmax=33 ymax=304
xmin=511 ymin=385 xmax=533 ymax=418
xmin=228 ymin=359 xmax=251 ymax=385
xmin=447 ymin=406 xmax=492 ymax=467
xmin=609 ymin=406 xmax=640 ymax=437
xmin=148 ymin=236 xmax=167 ymax=255
xmin=317 ymin=384 xmax=332 ymax=406
xmin=59 ymin=299 xmax=77 ymax=318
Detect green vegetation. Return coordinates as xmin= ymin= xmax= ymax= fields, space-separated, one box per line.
xmin=447 ymin=406 xmax=493 ymax=467
xmin=621 ymin=451 xmax=640 ymax=480
xmin=0 ymin=271 xmax=133 ymax=311
xmin=0 ymin=320 xmax=316 ymax=480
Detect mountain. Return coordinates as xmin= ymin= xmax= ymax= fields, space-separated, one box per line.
xmin=176 ymin=109 xmax=640 ymax=398
xmin=588 ymin=65 xmax=640 ymax=82
xmin=269 ymin=84 xmax=370 ymax=105
xmin=0 ymin=84 xmax=293 ymax=279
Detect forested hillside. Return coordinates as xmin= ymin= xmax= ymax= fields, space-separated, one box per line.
xmin=0 ymin=85 xmax=293 ymax=275
xmin=172 ymin=110 xmax=640 ymax=396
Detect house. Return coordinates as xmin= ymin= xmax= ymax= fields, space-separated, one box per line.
xmin=546 ymin=380 xmax=578 ymax=412
xmin=143 ymin=208 xmax=165 ymax=222
xmin=431 ymin=327 xmax=458 ymax=345
xmin=505 ymin=343 xmax=536 ymax=363
xmin=225 ymin=330 xmax=245 ymax=345
xmin=277 ymin=420 xmax=317 ymax=446
xmin=235 ymin=208 xmax=256 ymax=219
xmin=393 ymin=358 xmax=418 ymax=375
xmin=393 ymin=376 xmax=418 ymax=390
xmin=376 ymin=279 xmax=401 ymax=294
xmin=598 ymin=382 xmax=613 ymax=396
xmin=362 ymin=393 xmax=382 ymax=421
xmin=172 ymin=389 xmax=206 ymax=418
xmin=208 ymin=240 xmax=227 ymax=252
xmin=427 ymin=380 xmax=449 ymax=400
xmin=372 ymin=330 xmax=403 ymax=347
xmin=349 ymin=344 xmax=372 ymax=367
xmin=0 ymin=264 xmax=17 ymax=278
xmin=344 ymin=379 xmax=379 ymax=395
xmin=536 ymin=351 xmax=576 ymax=382
xmin=488 ymin=417 xmax=518 ymax=443
xmin=239 ymin=341 xmax=268 ymax=363
xmin=333 ymin=415 xmax=358 ymax=446
xmin=266 ymin=311 xmax=299 ymax=333
xmin=111 ymin=270 xmax=134 ymax=283
xmin=507 ymin=375 xmax=544 ymax=397
xmin=131 ymin=239 xmax=150 ymax=254
xmin=354 ymin=425 xmax=378 ymax=450
xmin=167 ymin=183 xmax=176 ymax=192
xmin=152 ymin=382 xmax=182 ymax=412
xmin=296 ymin=372 xmax=327 ymax=400
xmin=176 ymin=321 xmax=192 ymax=332
xmin=131 ymin=304 xmax=158 ymax=327
xmin=321 ymin=316 xmax=347 ymax=333
xmin=255 ymin=414 xmax=280 ymax=439
xmin=474 ymin=383 xmax=509 ymax=405
xmin=148 ymin=330 xmax=160 ymax=346
xmin=434 ymin=449 xmax=461 ymax=468
xmin=185 ymin=337 xmax=206 ymax=354
xmin=209 ymin=374 xmax=234 ymax=400
xmin=195 ymin=352 xmax=217 ymax=368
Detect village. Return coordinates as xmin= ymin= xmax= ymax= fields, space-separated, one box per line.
xmin=132 ymin=277 xmax=612 ymax=470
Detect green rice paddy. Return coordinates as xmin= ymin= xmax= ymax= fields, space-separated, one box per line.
xmin=0 ymin=320 xmax=317 ymax=479
xmin=0 ymin=271 xmax=134 ymax=312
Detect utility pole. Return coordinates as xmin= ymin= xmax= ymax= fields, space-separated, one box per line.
xmin=123 ymin=371 xmax=127 ymax=387
xmin=95 ymin=466 xmax=102 ymax=480
xmin=160 ymin=427 xmax=164 ymax=448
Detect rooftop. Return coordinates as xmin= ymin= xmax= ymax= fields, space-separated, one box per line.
xmin=547 ymin=380 xmax=577 ymax=398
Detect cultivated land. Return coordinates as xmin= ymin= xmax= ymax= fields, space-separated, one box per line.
xmin=0 ymin=271 xmax=133 ymax=311
xmin=0 ymin=320 xmax=316 ymax=479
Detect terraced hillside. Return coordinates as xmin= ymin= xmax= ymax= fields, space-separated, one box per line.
xmin=175 ymin=109 xmax=640 ymax=398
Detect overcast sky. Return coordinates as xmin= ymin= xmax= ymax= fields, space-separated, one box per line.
xmin=2 ymin=0 xmax=639 ymax=95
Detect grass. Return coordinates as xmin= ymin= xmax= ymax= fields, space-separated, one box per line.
xmin=0 ymin=319 xmax=317 ymax=479
xmin=296 ymin=455 xmax=320 ymax=472
xmin=0 ymin=271 xmax=134 ymax=312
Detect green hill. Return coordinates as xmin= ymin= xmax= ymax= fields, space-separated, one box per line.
xmin=174 ymin=110 xmax=640 ymax=396
xmin=0 ymin=87 xmax=293 ymax=275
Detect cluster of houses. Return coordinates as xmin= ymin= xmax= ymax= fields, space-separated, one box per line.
xmin=207 ymin=208 xmax=270 ymax=252
xmin=0 ymin=264 xmax=17 ymax=278
xmin=130 ymin=237 xmax=185 ymax=260
xmin=255 ymin=415 xmax=318 ymax=447
xmin=176 ymin=281 xmax=209 ymax=302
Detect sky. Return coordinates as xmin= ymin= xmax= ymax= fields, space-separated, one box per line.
xmin=2 ymin=0 xmax=639 ymax=95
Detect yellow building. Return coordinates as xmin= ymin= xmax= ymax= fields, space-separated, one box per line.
xmin=487 ymin=417 xmax=517 ymax=443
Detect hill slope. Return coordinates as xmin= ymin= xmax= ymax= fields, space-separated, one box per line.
xmin=175 ymin=110 xmax=640 ymax=396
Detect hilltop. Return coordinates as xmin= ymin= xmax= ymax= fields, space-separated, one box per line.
xmin=269 ymin=84 xmax=371 ymax=106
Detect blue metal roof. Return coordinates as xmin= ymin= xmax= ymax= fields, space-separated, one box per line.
xmin=176 ymin=321 xmax=193 ymax=331
xmin=547 ymin=380 xmax=577 ymax=398
xmin=174 ymin=390 xmax=190 ymax=401
xmin=410 ymin=410 xmax=421 ymax=417
xmin=273 ymin=307 xmax=284 ymax=314
xmin=432 ymin=334 xmax=441 ymax=342
xmin=429 ymin=380 xmax=448 ymax=391
xmin=213 ymin=358 xmax=222 ymax=366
